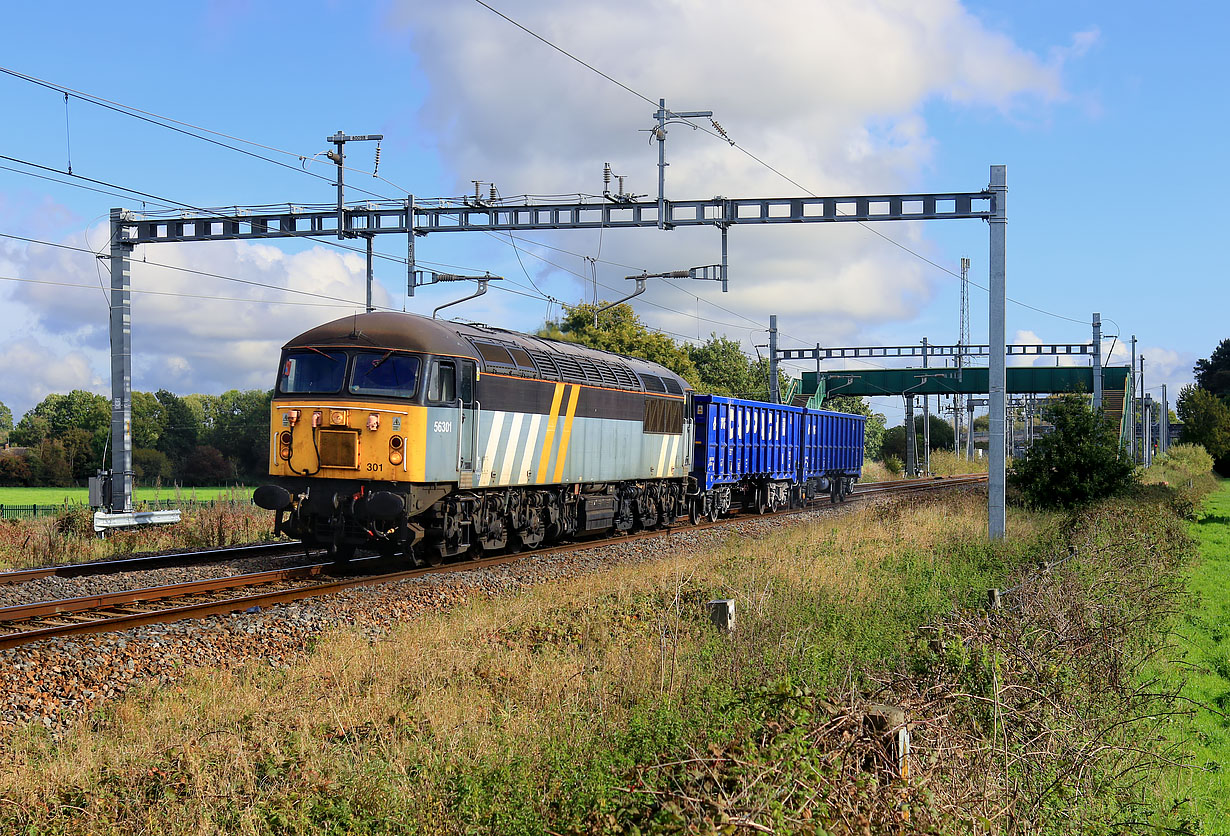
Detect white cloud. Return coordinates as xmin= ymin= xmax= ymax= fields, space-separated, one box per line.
xmin=0 ymin=227 xmax=390 ymax=417
xmin=388 ymin=0 xmax=1081 ymax=347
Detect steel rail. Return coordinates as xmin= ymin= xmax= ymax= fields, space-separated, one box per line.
xmin=0 ymin=475 xmax=986 ymax=650
xmin=0 ymin=540 xmax=305 ymax=586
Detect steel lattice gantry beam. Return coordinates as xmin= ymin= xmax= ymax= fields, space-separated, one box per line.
xmin=115 ymin=191 xmax=994 ymax=244
xmin=800 ymin=366 xmax=1130 ymax=397
xmin=106 ymin=169 xmax=1007 ymax=538
xmin=777 ymin=343 xmax=1091 ymax=361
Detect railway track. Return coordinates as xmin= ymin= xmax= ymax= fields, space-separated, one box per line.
xmin=0 ymin=474 xmax=985 ymax=650
xmin=0 ymin=540 xmax=308 ymax=586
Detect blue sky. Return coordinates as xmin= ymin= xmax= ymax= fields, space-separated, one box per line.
xmin=0 ymin=1 xmax=1223 ymax=425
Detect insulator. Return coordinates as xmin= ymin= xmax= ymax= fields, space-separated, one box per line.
xmin=490 ymin=184 xmax=497 ymax=202
xmin=372 ymin=142 xmax=381 ymax=177
xmin=603 ymin=162 xmax=611 ymax=190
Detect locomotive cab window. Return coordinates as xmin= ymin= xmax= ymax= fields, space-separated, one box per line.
xmin=427 ymin=360 xmax=457 ymax=404
xmin=349 ymin=351 xmax=420 ymax=398
xmin=279 ymin=350 xmax=347 ymax=394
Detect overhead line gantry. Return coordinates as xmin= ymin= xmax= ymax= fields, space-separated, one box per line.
xmin=106 ymin=165 xmax=1009 ymax=537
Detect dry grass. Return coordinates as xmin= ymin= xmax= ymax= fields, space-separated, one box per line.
xmin=0 ymin=492 xmax=1056 ymax=834
xmin=0 ymin=493 xmax=278 ymax=571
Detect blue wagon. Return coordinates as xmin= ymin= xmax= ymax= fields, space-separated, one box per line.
xmin=800 ymin=407 xmax=866 ymax=481
xmin=690 ymin=395 xmax=865 ymax=520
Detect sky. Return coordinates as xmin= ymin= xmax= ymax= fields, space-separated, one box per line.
xmin=0 ymin=0 xmax=1224 ymax=427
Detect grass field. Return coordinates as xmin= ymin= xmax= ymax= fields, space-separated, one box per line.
xmin=1154 ymin=478 xmax=1230 ymax=832
xmin=0 ymin=485 xmax=249 ymax=505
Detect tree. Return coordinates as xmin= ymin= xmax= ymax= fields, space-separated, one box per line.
xmin=10 ymin=390 xmax=109 ymax=446
xmin=540 ymin=303 xmax=700 ymax=385
xmin=0 ymin=400 xmax=11 ymax=445
xmin=155 ymin=389 xmax=200 ymax=475
xmin=1008 ymin=394 xmax=1136 ymax=509
xmin=1194 ymin=338 xmax=1230 ymax=398
xmin=202 ymin=389 xmax=273 ymax=481
xmin=132 ymin=448 xmax=173 ymax=484
xmin=130 ymin=391 xmax=164 ymax=450
xmin=878 ymin=414 xmax=953 ymax=463
xmin=0 ymin=451 xmax=34 ymax=486
xmin=1177 ymin=384 xmax=1230 ymax=475
xmin=183 ymin=445 xmax=234 ymax=486
xmin=687 ymin=334 xmax=759 ymax=396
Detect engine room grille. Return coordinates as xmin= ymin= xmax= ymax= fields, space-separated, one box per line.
xmin=318 ymin=429 xmax=359 ymax=469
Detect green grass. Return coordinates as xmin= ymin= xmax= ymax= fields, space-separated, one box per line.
xmin=1155 ymin=478 xmax=1230 ymax=833
xmin=0 ymin=485 xmax=249 ymax=505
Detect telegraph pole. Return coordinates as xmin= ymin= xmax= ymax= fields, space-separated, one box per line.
xmin=905 ymin=395 xmax=917 ymax=477
xmin=327 ymin=131 xmax=383 ymax=311
xmin=1161 ymin=384 xmax=1169 ymax=454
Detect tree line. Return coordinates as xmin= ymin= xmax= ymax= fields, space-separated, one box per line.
xmin=1178 ymin=337 xmax=1230 ymax=475
xmin=0 ymin=388 xmax=271 ymax=488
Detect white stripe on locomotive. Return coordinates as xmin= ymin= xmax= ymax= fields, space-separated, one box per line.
xmin=514 ymin=413 xmax=542 ymax=484
xmin=479 ymin=411 xmax=505 ymax=487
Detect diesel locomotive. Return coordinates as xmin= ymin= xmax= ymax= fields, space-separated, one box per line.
xmin=252 ymin=310 xmax=866 ymax=564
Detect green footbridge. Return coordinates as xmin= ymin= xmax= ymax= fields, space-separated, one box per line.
xmin=788 ymin=365 xmax=1132 ymax=444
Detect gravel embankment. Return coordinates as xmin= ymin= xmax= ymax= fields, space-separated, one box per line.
xmin=0 ymin=500 xmax=889 ymax=733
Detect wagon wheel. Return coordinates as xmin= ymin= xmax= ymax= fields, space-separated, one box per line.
xmin=757 ymin=489 xmax=770 ymax=515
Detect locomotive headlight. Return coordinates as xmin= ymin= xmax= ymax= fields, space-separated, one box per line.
xmin=389 ymin=435 xmax=404 ymax=465
xmin=287 ymin=409 xmax=301 ymax=427
xmin=312 ymin=410 xmax=323 ymax=428
xmin=367 ymin=412 xmax=380 ymax=431
xmin=278 ymin=431 xmax=293 ymax=461
xmin=330 ymin=410 xmax=347 ymax=425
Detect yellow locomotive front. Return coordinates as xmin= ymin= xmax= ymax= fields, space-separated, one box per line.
xmin=254 ymin=334 xmax=467 ymax=559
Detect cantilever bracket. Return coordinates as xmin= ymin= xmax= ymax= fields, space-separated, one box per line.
xmin=431 ymin=272 xmax=501 ymax=319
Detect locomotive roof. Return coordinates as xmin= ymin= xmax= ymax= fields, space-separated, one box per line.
xmin=284 ymin=311 xmax=692 ymax=394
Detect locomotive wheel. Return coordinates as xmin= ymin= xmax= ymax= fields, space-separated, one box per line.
xmin=689 ymin=498 xmax=703 ymax=525
xmin=708 ymin=502 xmax=720 ymax=523
xmin=757 ymin=490 xmax=770 ymax=515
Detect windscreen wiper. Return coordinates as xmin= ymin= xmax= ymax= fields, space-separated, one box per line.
xmin=363 ymin=350 xmax=394 ymax=377
xmin=303 ymin=346 xmax=339 ymax=361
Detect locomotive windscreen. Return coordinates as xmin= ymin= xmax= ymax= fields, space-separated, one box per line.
xmin=279 ymin=350 xmax=347 ymax=394
xmin=350 ymin=351 xmax=420 ymax=398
